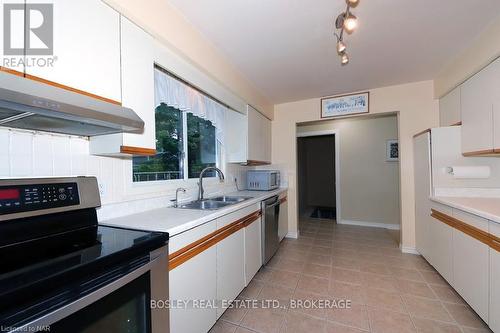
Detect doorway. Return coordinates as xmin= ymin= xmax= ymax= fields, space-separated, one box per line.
xmin=297 ymin=132 xmax=339 ymax=221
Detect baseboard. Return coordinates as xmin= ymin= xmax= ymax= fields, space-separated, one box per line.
xmin=400 ymin=246 xmax=420 ymax=255
xmin=285 ymin=231 xmax=299 ymax=239
xmin=338 ymin=219 xmax=400 ymax=230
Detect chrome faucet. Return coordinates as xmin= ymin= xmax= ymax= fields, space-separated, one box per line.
xmin=198 ymin=167 xmax=225 ymax=200
xmin=171 ymin=187 xmax=186 ymax=208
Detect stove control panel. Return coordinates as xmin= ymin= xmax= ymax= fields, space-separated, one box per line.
xmin=0 ymin=182 xmax=80 ymax=215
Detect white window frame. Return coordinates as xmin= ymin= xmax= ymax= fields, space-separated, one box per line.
xmin=132 ymin=108 xmax=220 ymax=183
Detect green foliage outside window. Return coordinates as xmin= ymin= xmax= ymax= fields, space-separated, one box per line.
xmin=132 ymin=104 xmax=216 ymax=182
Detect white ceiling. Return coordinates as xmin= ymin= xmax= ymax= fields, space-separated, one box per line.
xmin=167 ymin=0 xmax=500 ymax=104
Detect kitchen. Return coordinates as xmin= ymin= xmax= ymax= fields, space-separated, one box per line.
xmin=1 ymin=0 xmax=500 ymax=333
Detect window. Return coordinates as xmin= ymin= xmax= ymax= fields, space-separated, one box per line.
xmin=132 ymin=104 xmax=218 ymax=182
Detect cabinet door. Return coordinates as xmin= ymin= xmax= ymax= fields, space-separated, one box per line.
xmin=278 ymin=197 xmax=288 ymax=242
xmin=414 ymin=133 xmax=432 ymax=258
xmin=247 ymin=105 xmax=271 ymax=163
xmin=428 ymin=204 xmax=453 ymax=282
xmin=225 ymin=109 xmax=248 ymax=163
xmin=169 ymin=246 xmax=217 ymax=333
xmin=451 ymin=210 xmax=489 ymax=322
xmin=494 ymin=102 xmax=500 ymax=152
xmin=245 ymin=217 xmax=262 ymax=285
xmin=439 ymin=87 xmax=461 ymax=127
xmin=217 ymin=228 xmax=245 ymax=318
xmin=25 ymin=0 xmax=121 ymax=102
xmin=461 ymin=60 xmax=495 ymax=154
xmin=120 ymin=16 xmax=155 ymax=149
xmin=490 ymin=222 xmax=500 ymax=332
xmin=0 ymin=0 xmax=25 ymax=72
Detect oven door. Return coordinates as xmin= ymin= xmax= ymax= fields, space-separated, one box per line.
xmin=13 ymin=246 xmax=169 ymax=333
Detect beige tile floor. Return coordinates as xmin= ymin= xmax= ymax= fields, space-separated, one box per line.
xmin=210 ymin=217 xmax=492 ymax=333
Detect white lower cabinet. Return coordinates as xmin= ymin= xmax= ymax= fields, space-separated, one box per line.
xmin=216 ymin=228 xmax=245 ymax=318
xmin=451 ymin=210 xmax=489 ymax=322
xmin=490 ymin=222 xmax=500 ymax=332
xmin=427 ymin=204 xmax=453 ymax=283
xmin=245 ymin=216 xmax=262 ymax=285
xmin=169 ymin=202 xmax=263 ymax=332
xmin=278 ymin=196 xmax=288 ymax=242
xmin=169 ymin=222 xmax=217 ymax=333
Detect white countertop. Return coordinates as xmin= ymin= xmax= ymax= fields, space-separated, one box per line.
xmin=431 ymin=196 xmax=500 ymax=224
xmin=100 ymin=188 xmax=287 ymax=237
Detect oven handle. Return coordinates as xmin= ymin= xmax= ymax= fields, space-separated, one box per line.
xmin=14 ymin=249 xmax=168 ymax=333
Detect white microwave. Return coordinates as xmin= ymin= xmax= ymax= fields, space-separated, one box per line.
xmin=247 ymin=170 xmax=280 ymax=191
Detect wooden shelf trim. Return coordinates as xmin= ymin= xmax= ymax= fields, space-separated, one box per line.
xmin=279 ymin=196 xmax=287 ymax=204
xmin=431 ymin=209 xmax=500 ymax=252
xmin=168 ymin=210 xmax=262 ymax=270
xmin=120 ymin=146 xmax=157 ymax=156
xmin=244 ymin=160 xmax=271 ymax=166
xmin=0 ymin=67 xmax=121 ymax=106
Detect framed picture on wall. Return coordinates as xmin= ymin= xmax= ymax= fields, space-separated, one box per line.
xmin=320 ymin=92 xmax=369 ymax=119
xmin=386 ymin=139 xmax=399 ymax=162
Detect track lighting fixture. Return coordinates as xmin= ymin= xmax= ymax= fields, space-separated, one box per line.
xmin=336 ymin=40 xmax=346 ymax=54
xmin=334 ymin=0 xmax=360 ymax=65
xmin=341 ymin=53 xmax=349 ymax=65
xmin=343 ymin=13 xmax=357 ymax=34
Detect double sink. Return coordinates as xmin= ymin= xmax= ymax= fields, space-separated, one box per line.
xmin=177 ymin=195 xmax=252 ymax=210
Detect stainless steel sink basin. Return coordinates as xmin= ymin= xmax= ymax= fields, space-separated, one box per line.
xmin=176 ymin=196 xmax=252 ymax=210
xmin=209 ymin=196 xmax=252 ymax=203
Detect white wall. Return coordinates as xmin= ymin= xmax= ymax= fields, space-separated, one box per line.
xmin=435 ymin=15 xmax=500 ymax=98
xmin=272 ymin=80 xmax=439 ymax=249
xmin=297 ymin=115 xmax=400 ymax=226
xmin=0 ymin=127 xmax=248 ymax=220
xmin=432 ymin=126 xmax=500 ymax=190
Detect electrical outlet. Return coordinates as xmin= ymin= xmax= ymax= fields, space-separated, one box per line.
xmin=98 ymin=182 xmax=106 ymax=197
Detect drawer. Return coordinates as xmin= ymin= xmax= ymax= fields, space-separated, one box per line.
xmin=217 ymin=203 xmax=261 ymax=229
xmin=169 ymin=220 xmax=217 ymax=254
xmin=431 ymin=201 xmax=453 ymax=215
xmin=453 ymin=208 xmax=489 ymax=233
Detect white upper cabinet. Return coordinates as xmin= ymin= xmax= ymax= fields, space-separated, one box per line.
xmin=226 ymin=105 xmax=272 ymax=164
xmin=439 ymin=87 xmax=461 ymax=127
xmin=460 ymin=58 xmax=500 ymax=155
xmin=225 ymin=109 xmax=248 ymax=163
xmin=90 ymin=16 xmax=156 ymax=155
xmin=25 ymin=0 xmax=121 ymax=102
xmin=248 ymin=105 xmax=272 ymax=163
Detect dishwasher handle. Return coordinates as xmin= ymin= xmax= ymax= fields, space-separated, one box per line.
xmin=265 ymin=201 xmax=281 ymax=209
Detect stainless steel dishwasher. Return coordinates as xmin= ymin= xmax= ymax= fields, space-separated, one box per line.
xmin=262 ymin=195 xmax=281 ymax=265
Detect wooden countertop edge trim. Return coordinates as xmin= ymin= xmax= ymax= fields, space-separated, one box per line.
xmin=120 ymin=146 xmax=157 ymax=156
xmin=413 ymin=129 xmax=431 ymax=138
xmin=169 ymin=210 xmax=261 ymax=270
xmin=431 ymin=209 xmax=500 ymax=252
xmin=279 ymin=196 xmax=287 ymax=204
xmin=0 ymin=67 xmax=122 ymax=106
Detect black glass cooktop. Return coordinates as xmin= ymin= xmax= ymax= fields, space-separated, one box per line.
xmin=0 ymin=225 xmax=168 ymax=326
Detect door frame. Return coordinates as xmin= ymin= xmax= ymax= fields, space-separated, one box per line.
xmin=296 ymin=130 xmax=341 ymax=222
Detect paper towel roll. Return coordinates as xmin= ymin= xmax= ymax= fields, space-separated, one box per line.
xmin=448 ymin=166 xmax=491 ymax=179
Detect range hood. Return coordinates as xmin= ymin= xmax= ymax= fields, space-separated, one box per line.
xmin=0 ymin=71 xmax=144 ymax=136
